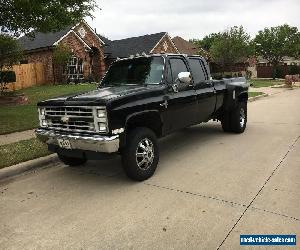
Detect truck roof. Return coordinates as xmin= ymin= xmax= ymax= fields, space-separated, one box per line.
xmin=116 ymin=53 xmax=206 ymax=61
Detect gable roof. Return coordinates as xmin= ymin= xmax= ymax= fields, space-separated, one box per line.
xmin=18 ymin=20 xmax=105 ymax=51
xmin=105 ymin=32 xmax=167 ymax=58
xmin=172 ymin=36 xmax=199 ymax=55
xmin=18 ymin=25 xmax=73 ymax=51
xmin=97 ymin=35 xmax=111 ymax=45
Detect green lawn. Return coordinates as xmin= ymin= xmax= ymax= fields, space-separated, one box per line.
xmin=0 ymin=138 xmax=51 ymax=169
xmin=249 ymin=92 xmax=264 ymax=97
xmin=0 ymin=84 xmax=96 ymax=135
xmin=249 ymin=79 xmax=284 ymax=88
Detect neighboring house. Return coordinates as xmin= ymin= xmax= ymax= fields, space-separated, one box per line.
xmin=257 ymin=56 xmax=300 ymax=66
xmin=253 ymin=56 xmax=300 ymax=78
xmin=18 ymin=20 xmax=106 ymax=83
xmin=172 ymin=36 xmax=199 ymax=55
xmin=104 ymin=32 xmax=179 ymax=65
xmin=18 ymin=28 xmax=179 ymax=84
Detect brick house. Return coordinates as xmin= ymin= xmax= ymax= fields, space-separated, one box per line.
xmin=18 ymin=25 xmax=179 ymax=84
xmin=105 ymin=32 xmax=178 ymax=58
xmin=104 ymin=32 xmax=179 ymax=66
xmin=18 ymin=20 xmax=106 ymax=83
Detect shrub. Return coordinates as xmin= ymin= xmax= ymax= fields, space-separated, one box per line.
xmin=289 ymin=65 xmax=300 ymax=75
xmin=246 ymin=70 xmax=252 ymax=79
xmin=0 ymin=71 xmax=16 ymax=93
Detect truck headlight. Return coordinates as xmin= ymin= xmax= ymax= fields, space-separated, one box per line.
xmin=41 ymin=119 xmax=47 ymax=127
xmin=98 ymin=123 xmax=107 ymax=132
xmin=38 ymin=108 xmax=47 ymax=127
xmin=94 ymin=107 xmax=108 ymax=133
xmin=40 ymin=108 xmax=45 ymax=116
xmin=97 ymin=109 xmax=106 ymax=118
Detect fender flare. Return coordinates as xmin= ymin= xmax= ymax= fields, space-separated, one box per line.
xmin=120 ymin=110 xmax=163 ymax=148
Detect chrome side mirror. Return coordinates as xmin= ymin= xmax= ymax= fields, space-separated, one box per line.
xmin=178 ymin=72 xmax=192 ymax=84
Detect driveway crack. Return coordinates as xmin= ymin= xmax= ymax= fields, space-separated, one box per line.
xmin=217 ymin=135 xmax=300 ymax=250
xmin=250 ymin=206 xmax=299 ymax=221
xmin=144 ymin=182 xmax=247 ymax=208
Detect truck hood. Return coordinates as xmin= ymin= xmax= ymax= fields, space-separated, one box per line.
xmin=38 ymin=85 xmax=164 ymax=106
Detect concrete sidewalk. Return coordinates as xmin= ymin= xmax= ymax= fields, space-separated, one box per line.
xmin=0 ymin=129 xmax=36 ymax=146
xmin=249 ymin=86 xmax=289 ymax=96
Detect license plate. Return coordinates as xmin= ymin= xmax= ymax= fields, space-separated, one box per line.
xmin=57 ymin=138 xmax=72 ymax=149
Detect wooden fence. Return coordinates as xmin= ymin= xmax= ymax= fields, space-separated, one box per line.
xmin=7 ymin=63 xmax=46 ymax=91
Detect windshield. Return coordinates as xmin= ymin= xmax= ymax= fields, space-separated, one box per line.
xmin=101 ymin=56 xmax=164 ymax=86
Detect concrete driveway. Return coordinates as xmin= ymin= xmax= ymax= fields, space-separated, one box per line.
xmin=1 ymin=89 xmax=299 ymax=250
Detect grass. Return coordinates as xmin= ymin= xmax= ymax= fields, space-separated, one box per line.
xmin=0 ymin=84 xmax=96 ymax=135
xmin=249 ymin=79 xmax=284 ymax=88
xmin=0 ymin=138 xmax=51 ymax=169
xmin=249 ymin=92 xmax=264 ymax=98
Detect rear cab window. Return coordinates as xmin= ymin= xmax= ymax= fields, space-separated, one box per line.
xmin=187 ymin=57 xmax=208 ymax=84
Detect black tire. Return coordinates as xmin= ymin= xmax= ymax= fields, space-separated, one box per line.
xmin=221 ymin=112 xmax=231 ymax=132
xmin=121 ymin=127 xmax=159 ymax=181
xmin=57 ymin=153 xmax=87 ymax=167
xmin=230 ymin=102 xmax=247 ymax=133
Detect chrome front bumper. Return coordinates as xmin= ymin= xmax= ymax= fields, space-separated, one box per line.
xmin=35 ymin=129 xmax=120 ymax=153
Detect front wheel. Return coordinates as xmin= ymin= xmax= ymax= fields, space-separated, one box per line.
xmin=57 ymin=153 xmax=87 ymax=167
xmin=121 ymin=127 xmax=159 ymax=181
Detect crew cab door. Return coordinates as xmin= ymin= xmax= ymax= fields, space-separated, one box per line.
xmin=161 ymin=57 xmax=198 ymax=134
xmin=187 ymin=57 xmax=216 ymax=122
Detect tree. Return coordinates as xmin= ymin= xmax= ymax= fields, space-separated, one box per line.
xmin=190 ymin=33 xmax=221 ymax=60
xmin=52 ymin=44 xmax=72 ymax=83
xmin=53 ymin=44 xmax=72 ymax=66
xmin=190 ymin=33 xmax=221 ymax=52
xmin=210 ymin=26 xmax=253 ymax=72
xmin=0 ymin=0 xmax=97 ymax=36
xmin=0 ymin=34 xmax=23 ymax=93
xmin=254 ymin=24 xmax=300 ymax=79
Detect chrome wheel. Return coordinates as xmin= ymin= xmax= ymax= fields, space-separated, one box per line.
xmin=135 ymin=138 xmax=154 ymax=170
xmin=240 ymin=108 xmax=245 ymax=128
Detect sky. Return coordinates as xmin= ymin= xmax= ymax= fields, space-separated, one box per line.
xmin=86 ymin=0 xmax=300 ymax=41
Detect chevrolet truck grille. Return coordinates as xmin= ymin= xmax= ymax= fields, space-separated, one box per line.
xmin=44 ymin=106 xmax=95 ymax=133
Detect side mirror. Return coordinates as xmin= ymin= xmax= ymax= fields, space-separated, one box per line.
xmin=178 ymin=72 xmax=191 ymax=84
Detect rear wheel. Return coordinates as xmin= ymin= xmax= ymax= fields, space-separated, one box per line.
xmin=121 ymin=127 xmax=159 ymax=181
xmin=221 ymin=102 xmax=247 ymax=133
xmin=230 ymin=102 xmax=247 ymax=133
xmin=57 ymin=154 xmax=87 ymax=167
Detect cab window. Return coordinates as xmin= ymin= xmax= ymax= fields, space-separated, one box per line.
xmin=188 ymin=58 xmax=207 ymax=84
xmin=169 ymin=58 xmax=188 ymax=82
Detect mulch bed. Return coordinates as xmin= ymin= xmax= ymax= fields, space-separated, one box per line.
xmin=0 ymin=93 xmax=28 ymax=106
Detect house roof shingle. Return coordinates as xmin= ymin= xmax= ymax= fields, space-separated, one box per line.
xmin=18 ymin=27 xmax=170 ymax=59
xmin=18 ymin=26 xmax=73 ymax=51
xmin=172 ymin=36 xmax=199 ymax=55
xmin=97 ymin=35 xmax=111 ymax=45
xmin=105 ymin=32 xmax=167 ymax=58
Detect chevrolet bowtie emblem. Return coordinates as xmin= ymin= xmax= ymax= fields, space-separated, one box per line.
xmin=61 ymin=116 xmax=70 ymax=123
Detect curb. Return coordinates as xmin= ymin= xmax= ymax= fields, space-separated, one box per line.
xmin=0 ymin=154 xmax=58 ymax=181
xmin=248 ymin=93 xmax=269 ymax=102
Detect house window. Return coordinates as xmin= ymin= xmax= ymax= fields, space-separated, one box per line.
xmin=66 ymin=55 xmax=84 ymax=82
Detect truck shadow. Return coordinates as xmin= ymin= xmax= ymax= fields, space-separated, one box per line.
xmin=57 ymin=122 xmax=226 ymax=183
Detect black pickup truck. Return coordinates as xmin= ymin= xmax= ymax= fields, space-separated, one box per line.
xmin=36 ymin=54 xmax=248 ymax=181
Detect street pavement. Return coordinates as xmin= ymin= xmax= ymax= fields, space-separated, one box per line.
xmin=0 ymin=88 xmax=299 ymax=249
